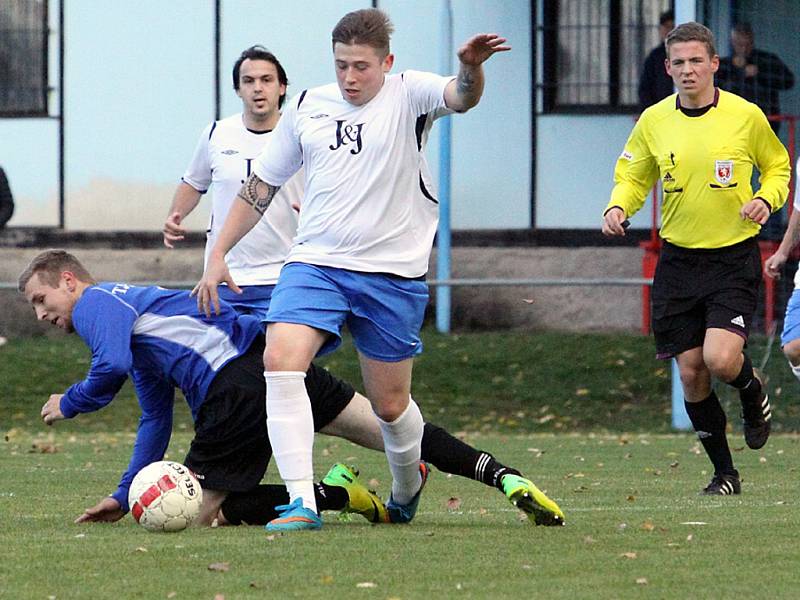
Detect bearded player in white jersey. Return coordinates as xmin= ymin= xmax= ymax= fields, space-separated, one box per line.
xmin=166 ymin=45 xmax=564 ymax=529
xmin=194 ymin=10 xmax=511 ymax=532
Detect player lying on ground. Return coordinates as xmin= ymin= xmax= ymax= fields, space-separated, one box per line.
xmin=19 ymin=250 xmax=564 ymax=527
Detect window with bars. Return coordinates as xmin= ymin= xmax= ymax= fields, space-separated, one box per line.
xmin=541 ymin=0 xmax=671 ymax=113
xmin=0 ymin=0 xmax=49 ymax=117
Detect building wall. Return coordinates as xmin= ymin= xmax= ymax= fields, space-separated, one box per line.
xmin=1 ymin=0 xmax=532 ymax=231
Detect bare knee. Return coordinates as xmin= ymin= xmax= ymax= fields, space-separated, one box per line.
xmin=784 ymin=339 xmax=800 ymax=366
xmin=703 ymin=346 xmax=741 ymax=380
xmin=372 ymin=393 xmax=410 ymax=422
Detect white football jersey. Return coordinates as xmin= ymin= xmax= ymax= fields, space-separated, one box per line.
xmin=253 ymin=70 xmax=454 ymax=278
xmin=182 ymin=113 xmax=303 ymax=286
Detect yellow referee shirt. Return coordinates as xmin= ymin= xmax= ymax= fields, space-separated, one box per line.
xmin=606 ymin=89 xmax=790 ymax=248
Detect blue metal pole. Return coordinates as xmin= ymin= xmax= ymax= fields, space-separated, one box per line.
xmin=669 ymin=0 xmax=695 ymax=431
xmin=436 ymin=0 xmax=453 ymax=333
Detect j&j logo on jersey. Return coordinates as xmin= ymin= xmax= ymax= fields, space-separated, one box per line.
xmin=222 ymin=149 xmax=239 ymax=155
xmin=329 ymin=120 xmax=364 ymax=155
xmin=715 ymin=160 xmax=734 ymax=184
xmin=620 ymin=150 xmax=633 ymax=161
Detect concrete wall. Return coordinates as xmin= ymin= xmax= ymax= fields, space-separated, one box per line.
xmin=0 ymin=245 xmax=644 ymax=338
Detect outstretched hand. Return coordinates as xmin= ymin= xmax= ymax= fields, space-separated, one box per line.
xmin=191 ymin=254 xmax=241 ymax=317
xmin=75 ymin=496 xmax=125 ymax=524
xmin=457 ymin=33 xmax=511 ymax=66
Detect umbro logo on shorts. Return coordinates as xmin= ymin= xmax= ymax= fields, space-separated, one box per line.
xmin=696 ymin=430 xmax=712 ymax=439
xmin=221 ymin=149 xmax=239 ymax=155
xmin=731 ymin=315 xmax=745 ymax=327
xmin=310 ymin=113 xmax=329 ymax=119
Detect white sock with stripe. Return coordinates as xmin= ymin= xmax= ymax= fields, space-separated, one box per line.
xmin=264 ymin=371 xmax=316 ymax=513
xmin=791 ymin=362 xmax=800 ymax=383
xmin=377 ymin=398 xmax=424 ymax=505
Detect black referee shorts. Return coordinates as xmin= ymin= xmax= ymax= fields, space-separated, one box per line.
xmin=183 ymin=337 xmax=355 ymax=492
xmin=651 ymin=237 xmax=761 ymax=359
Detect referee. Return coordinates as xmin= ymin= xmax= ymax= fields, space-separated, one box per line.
xmin=602 ymin=22 xmax=790 ymax=495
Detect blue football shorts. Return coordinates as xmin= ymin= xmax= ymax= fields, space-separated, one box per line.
xmin=218 ymin=284 xmax=275 ymax=323
xmin=265 ymin=262 xmax=429 ymax=361
xmin=781 ymin=286 xmax=800 ymax=346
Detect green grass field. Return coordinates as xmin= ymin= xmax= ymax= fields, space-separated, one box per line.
xmin=1 ymin=331 xmax=799 ymax=598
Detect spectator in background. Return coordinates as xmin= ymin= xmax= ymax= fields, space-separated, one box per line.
xmin=638 ymin=10 xmax=674 ymax=110
xmin=0 ymin=166 xmax=14 ymax=229
xmin=716 ymin=22 xmax=794 ymax=134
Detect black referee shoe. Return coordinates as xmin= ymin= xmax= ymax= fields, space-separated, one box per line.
xmin=741 ymin=386 xmax=772 ymax=450
xmin=700 ymin=471 xmax=741 ymax=496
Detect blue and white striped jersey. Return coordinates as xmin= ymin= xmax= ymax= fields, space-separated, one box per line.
xmin=60 ymin=283 xmax=262 ymax=511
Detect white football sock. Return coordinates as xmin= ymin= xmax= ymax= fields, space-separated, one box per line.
xmin=791 ymin=362 xmax=800 ymax=383
xmin=264 ymin=371 xmax=316 ymax=513
xmin=377 ymin=398 xmax=424 ymax=505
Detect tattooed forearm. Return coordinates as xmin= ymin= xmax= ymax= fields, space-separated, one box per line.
xmin=453 ymin=63 xmax=484 ymax=110
xmin=237 ymin=173 xmax=281 ymax=216
xmin=456 ymin=66 xmax=477 ymax=97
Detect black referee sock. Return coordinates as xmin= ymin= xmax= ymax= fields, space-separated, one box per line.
xmin=684 ymin=391 xmax=736 ymax=475
xmin=726 ymin=353 xmax=762 ymax=406
xmin=219 ymin=483 xmax=348 ymax=526
xmin=421 ymin=422 xmax=521 ymax=489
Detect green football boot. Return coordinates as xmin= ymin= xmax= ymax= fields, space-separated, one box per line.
xmin=322 ymin=463 xmax=389 ymax=524
xmin=502 ymin=474 xmax=565 ymax=526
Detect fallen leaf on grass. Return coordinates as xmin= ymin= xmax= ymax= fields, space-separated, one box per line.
xmin=214 ymin=595 xmax=225 ymax=600
xmin=29 ymin=442 xmax=59 ymax=454
xmin=320 ymin=576 xmax=333 ymax=585
xmin=626 ymin=495 xmax=636 ymax=502
xmin=670 ymin=461 xmax=679 ymax=468
xmin=522 ymin=298 xmax=534 ymax=304
xmin=446 ymin=497 xmax=462 ymax=511
xmin=167 ymin=592 xmax=177 ymax=599
xmin=759 ymin=457 xmax=768 ymax=464
xmin=636 ymin=578 xmax=648 ymax=585
xmin=620 ymin=552 xmax=637 ymax=559
xmin=208 ymin=562 xmax=230 ymax=572
xmin=575 ymin=388 xmax=589 ymax=396
xmin=135 ymin=547 xmax=148 ymax=553
xmin=584 ymin=536 xmax=597 ymax=544
xmin=356 ymin=582 xmax=377 ymax=588
xmin=368 ymin=478 xmax=380 ymax=489
xmin=686 ymin=534 xmax=693 ymax=542
xmin=641 ymin=520 xmax=655 ymax=532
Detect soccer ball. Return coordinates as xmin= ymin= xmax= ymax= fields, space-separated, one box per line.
xmin=128 ymin=461 xmax=203 ymax=532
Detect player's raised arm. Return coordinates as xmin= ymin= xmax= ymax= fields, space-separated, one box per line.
xmin=163 ymin=182 xmax=202 ymax=248
xmin=444 ymin=33 xmax=511 ymax=113
xmin=192 ymin=172 xmax=281 ymax=316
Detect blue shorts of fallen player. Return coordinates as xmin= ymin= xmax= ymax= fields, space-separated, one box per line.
xmin=265 ymin=262 xmax=428 ymax=361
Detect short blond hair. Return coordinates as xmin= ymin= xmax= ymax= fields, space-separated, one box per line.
xmin=331 ymin=8 xmax=394 ymax=58
xmin=18 ymin=249 xmax=95 ymax=292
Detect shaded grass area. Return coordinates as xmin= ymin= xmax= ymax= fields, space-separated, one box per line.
xmin=2 ymin=431 xmax=798 ymax=599
xmin=2 ymin=330 xmax=799 ymax=434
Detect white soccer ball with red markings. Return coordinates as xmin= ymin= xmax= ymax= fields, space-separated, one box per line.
xmin=128 ymin=461 xmax=203 ymax=532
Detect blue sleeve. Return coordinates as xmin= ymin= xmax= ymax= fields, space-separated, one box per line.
xmin=111 ymin=370 xmax=175 ymax=513
xmin=60 ymin=289 xmax=137 ymax=418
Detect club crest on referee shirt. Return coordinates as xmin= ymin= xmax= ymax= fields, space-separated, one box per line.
xmin=715 ymin=160 xmax=733 ymax=184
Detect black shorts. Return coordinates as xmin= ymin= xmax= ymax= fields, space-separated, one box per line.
xmin=183 ymin=338 xmax=355 ymax=492
xmin=651 ymin=237 xmax=761 ymax=359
